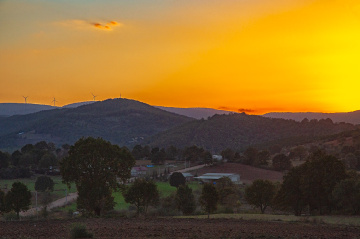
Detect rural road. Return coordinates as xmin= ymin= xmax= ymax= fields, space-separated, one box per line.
xmin=174 ymin=164 xmax=206 ymax=173
xmin=20 ymin=192 xmax=78 ymax=217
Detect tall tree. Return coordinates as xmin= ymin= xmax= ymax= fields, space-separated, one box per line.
xmin=5 ymin=182 xmax=32 ymax=219
xmin=0 ymin=189 xmax=6 ymax=213
xmin=175 ymin=185 xmax=196 ymax=215
xmin=215 ymin=177 xmax=239 ymax=209
xmin=123 ymin=178 xmax=159 ymax=216
xmin=274 ymin=165 xmax=306 ymax=216
xmin=199 ymin=183 xmax=219 ymax=218
xmin=245 ymin=179 xmax=276 ymax=214
xmin=60 ymin=137 xmax=135 ymax=216
xmin=332 ymin=178 xmax=360 ymax=215
xmin=301 ymin=152 xmax=347 ymax=214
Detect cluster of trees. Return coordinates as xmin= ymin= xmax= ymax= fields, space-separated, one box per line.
xmin=60 ymin=137 xmax=135 ymax=216
xmin=0 ymin=182 xmax=32 ymax=219
xmin=131 ymin=145 xmax=213 ymax=165
xmin=0 ymin=141 xmax=70 ymax=179
xmin=244 ymin=151 xmax=360 ymax=216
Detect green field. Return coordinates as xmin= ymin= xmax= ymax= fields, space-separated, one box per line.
xmin=0 ymin=175 xmax=76 ymax=208
xmin=60 ymin=181 xmax=201 ymax=211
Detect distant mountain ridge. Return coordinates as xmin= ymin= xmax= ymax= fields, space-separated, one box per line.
xmin=0 ymin=103 xmax=57 ymax=117
xmin=0 ymin=99 xmax=192 ymax=151
xmin=149 ymin=113 xmax=356 ymax=152
xmin=154 ymin=106 xmax=234 ymax=119
xmin=263 ymin=111 xmax=360 ymax=125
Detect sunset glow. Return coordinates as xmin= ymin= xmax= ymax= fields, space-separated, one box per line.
xmin=1 ymin=0 xmax=360 ymax=114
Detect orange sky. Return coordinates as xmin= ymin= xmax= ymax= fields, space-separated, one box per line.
xmin=1 ymin=0 xmax=360 ymax=114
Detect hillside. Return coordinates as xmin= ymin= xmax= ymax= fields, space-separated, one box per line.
xmin=154 ymin=106 xmax=234 ymax=119
xmin=0 ymin=99 xmax=192 ymax=150
xmin=148 ymin=113 xmax=356 ymax=152
xmin=263 ymin=111 xmax=360 ymax=125
xmin=0 ymin=103 xmax=57 ymax=117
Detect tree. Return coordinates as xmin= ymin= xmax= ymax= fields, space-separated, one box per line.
xmin=0 ymin=151 xmax=10 ymax=169
xmin=272 ymin=154 xmax=291 ymax=171
xmin=35 ymin=176 xmax=54 ymax=192
xmin=123 ymin=178 xmax=159 ymax=216
xmin=274 ymin=165 xmax=306 ymax=216
xmin=243 ymin=147 xmax=258 ymax=165
xmin=38 ymin=152 xmax=57 ymax=169
xmin=199 ymin=183 xmax=219 ymax=218
xmin=215 ymin=177 xmax=239 ymax=209
xmin=175 ymin=185 xmax=196 ymax=215
xmin=221 ymin=148 xmax=235 ymax=162
xmin=255 ymin=150 xmax=270 ymax=166
xmin=245 ymin=179 xmax=276 ymax=214
xmin=0 ymin=189 xmax=6 ymax=213
xmin=5 ymin=182 xmax=32 ymax=218
xmin=332 ymin=178 xmax=360 ymax=215
xmin=301 ymin=152 xmax=347 ymax=214
xmin=60 ymin=137 xmax=135 ymax=216
xmin=169 ymin=172 xmax=186 ymax=188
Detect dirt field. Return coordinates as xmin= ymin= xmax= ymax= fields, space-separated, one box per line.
xmin=194 ymin=163 xmax=284 ymax=184
xmin=0 ymin=217 xmax=359 ymax=238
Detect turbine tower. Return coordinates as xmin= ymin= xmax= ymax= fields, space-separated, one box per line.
xmin=51 ymin=97 xmax=58 ymax=106
xmin=22 ymin=96 xmax=28 ymax=104
xmin=91 ymin=93 xmax=97 ymax=101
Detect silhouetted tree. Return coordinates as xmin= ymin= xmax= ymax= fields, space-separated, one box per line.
xmin=35 ymin=176 xmax=54 ymax=192
xmin=60 ymin=137 xmax=135 ymax=216
xmin=272 ymin=154 xmax=291 ymax=171
xmin=123 ymin=178 xmax=159 ymax=216
xmin=6 ymin=182 xmax=32 ymax=219
xmin=169 ymin=172 xmax=186 ymax=188
xmin=245 ymin=179 xmax=276 ymax=214
xmin=199 ymin=183 xmax=219 ymax=218
xmin=175 ymin=185 xmax=196 ymax=215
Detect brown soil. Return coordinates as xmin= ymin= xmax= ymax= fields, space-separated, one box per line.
xmin=194 ymin=163 xmax=284 ymax=184
xmin=0 ymin=218 xmax=358 ymax=239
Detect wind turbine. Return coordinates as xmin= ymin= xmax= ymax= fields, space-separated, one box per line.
xmin=91 ymin=93 xmax=97 ymax=101
xmin=51 ymin=97 xmax=58 ymax=106
xmin=22 ymin=96 xmax=28 ymax=104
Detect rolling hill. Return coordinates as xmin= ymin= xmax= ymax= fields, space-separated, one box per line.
xmin=148 ymin=113 xmax=357 ymax=152
xmin=0 ymin=98 xmax=192 ymax=151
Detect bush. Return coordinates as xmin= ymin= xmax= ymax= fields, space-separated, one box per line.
xmin=3 ymin=211 xmax=18 ymax=221
xmin=70 ymin=223 xmax=93 ymax=239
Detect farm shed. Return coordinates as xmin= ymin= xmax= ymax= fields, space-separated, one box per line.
xmin=131 ymin=166 xmax=148 ymax=177
xmin=195 ymin=173 xmax=240 ymax=184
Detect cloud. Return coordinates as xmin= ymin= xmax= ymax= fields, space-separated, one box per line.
xmin=55 ymin=19 xmax=123 ymax=31
xmin=92 ymin=21 xmax=122 ymax=31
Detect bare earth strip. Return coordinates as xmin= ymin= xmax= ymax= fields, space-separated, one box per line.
xmin=0 ymin=218 xmax=359 ymax=238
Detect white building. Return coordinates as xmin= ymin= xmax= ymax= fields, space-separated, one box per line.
xmin=194 ymin=173 xmax=240 ymax=184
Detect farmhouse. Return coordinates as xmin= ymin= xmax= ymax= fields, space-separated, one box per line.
xmin=194 ymin=173 xmax=240 ymax=184
xmin=182 ymin=172 xmax=194 ymax=181
xmin=131 ymin=166 xmax=148 ymax=177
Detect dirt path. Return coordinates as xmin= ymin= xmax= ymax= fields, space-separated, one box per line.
xmin=20 ymin=192 xmax=78 ymax=217
xmin=174 ymin=164 xmax=206 ymax=173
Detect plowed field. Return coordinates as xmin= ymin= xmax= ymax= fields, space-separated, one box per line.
xmin=1 ymin=218 xmax=359 ymax=239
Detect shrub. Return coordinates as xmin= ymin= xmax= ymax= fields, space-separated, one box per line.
xmin=70 ymin=223 xmax=93 ymax=239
